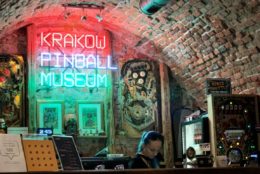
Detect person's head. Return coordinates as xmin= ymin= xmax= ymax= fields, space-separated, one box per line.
xmin=186 ymin=147 xmax=196 ymax=159
xmin=137 ymin=131 xmax=164 ymax=159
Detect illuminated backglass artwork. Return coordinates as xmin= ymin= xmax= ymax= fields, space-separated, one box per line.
xmin=82 ymin=107 xmax=97 ymax=129
xmin=37 ymin=100 xmax=64 ymax=134
xmin=77 ymin=102 xmax=103 ymax=136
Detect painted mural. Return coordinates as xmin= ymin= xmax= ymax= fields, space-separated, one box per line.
xmin=121 ymin=60 xmax=158 ymax=137
xmin=0 ymin=55 xmax=24 ymax=126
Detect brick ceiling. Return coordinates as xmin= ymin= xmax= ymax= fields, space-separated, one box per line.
xmin=0 ymin=0 xmax=259 ymax=107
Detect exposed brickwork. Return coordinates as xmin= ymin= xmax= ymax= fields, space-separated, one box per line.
xmin=0 ymin=28 xmax=26 ymax=55
xmin=0 ymin=0 xmax=259 ymax=157
xmin=0 ymin=0 xmax=260 ymax=164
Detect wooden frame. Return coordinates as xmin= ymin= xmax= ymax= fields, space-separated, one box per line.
xmin=76 ymin=101 xmax=104 ymax=136
xmin=37 ymin=100 xmax=64 ymax=135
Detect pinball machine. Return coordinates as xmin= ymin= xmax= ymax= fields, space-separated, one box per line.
xmin=0 ymin=54 xmax=25 ymax=127
xmin=207 ymin=94 xmax=260 ymax=167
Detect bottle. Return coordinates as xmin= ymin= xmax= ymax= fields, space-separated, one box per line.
xmin=0 ymin=118 xmax=7 ymax=134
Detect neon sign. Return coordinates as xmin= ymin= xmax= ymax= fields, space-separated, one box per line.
xmin=40 ymin=52 xmax=117 ymax=70
xmin=40 ymin=72 xmax=107 ymax=88
xmin=38 ymin=31 xmax=117 ymax=88
xmin=41 ymin=32 xmax=106 ymax=49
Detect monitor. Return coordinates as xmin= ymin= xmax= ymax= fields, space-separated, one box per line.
xmin=181 ymin=117 xmax=209 ymax=156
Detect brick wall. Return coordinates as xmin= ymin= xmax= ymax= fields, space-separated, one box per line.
xmin=0 ymin=0 xmax=259 ymax=159
xmin=0 ymin=0 xmax=259 ymax=109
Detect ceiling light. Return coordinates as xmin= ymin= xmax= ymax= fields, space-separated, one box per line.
xmin=139 ymin=0 xmax=170 ymax=15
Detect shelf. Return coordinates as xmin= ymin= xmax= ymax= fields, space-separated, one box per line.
xmin=76 ymin=135 xmax=107 ymax=138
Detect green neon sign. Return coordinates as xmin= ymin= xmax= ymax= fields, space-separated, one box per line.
xmin=40 ymin=72 xmax=107 ymax=88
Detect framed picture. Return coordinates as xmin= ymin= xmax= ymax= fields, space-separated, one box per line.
xmin=76 ymin=101 xmax=104 ymax=136
xmin=37 ymin=100 xmax=64 ymax=134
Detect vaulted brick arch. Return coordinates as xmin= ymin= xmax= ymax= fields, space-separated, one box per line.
xmin=0 ymin=0 xmax=259 ymax=108
xmin=0 ymin=0 xmax=259 ymax=168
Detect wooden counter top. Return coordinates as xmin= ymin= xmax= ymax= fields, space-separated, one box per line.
xmin=8 ymin=167 xmax=259 ymax=174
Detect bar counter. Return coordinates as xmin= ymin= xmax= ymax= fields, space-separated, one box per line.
xmin=9 ymin=167 xmax=259 ymax=174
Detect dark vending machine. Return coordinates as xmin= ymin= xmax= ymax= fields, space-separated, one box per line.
xmin=208 ymin=94 xmax=260 ymax=167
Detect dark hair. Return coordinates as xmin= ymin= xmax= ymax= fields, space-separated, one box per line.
xmin=186 ymin=146 xmax=196 ymax=159
xmin=137 ymin=131 xmax=164 ymax=152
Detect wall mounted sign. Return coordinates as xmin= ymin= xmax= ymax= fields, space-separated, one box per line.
xmin=206 ymin=78 xmax=231 ymax=95
xmin=40 ymin=32 xmax=107 ymax=49
xmin=37 ymin=30 xmax=117 ymax=88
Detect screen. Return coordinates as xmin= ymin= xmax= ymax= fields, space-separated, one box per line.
xmin=52 ymin=136 xmax=83 ymax=170
xmin=181 ymin=117 xmax=209 ymax=155
xmin=37 ymin=128 xmax=53 ymax=136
